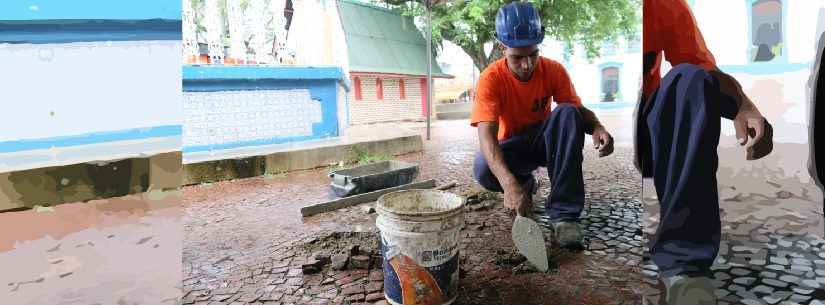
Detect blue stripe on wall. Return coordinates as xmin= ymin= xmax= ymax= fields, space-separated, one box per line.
xmin=719 ymin=62 xmax=810 ymax=75
xmin=183 ymin=135 xmax=325 ymax=154
xmin=0 ymin=0 xmax=180 ymax=20
xmin=183 ymin=65 xmax=345 ymax=81
xmin=582 ymin=101 xmax=635 ymax=110
xmin=0 ymin=125 xmax=182 ymax=153
xmin=0 ymin=19 xmax=181 ymax=43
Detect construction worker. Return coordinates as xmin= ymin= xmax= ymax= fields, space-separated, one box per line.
xmin=639 ymin=0 xmax=772 ymax=304
xmin=471 ymin=2 xmax=614 ymax=249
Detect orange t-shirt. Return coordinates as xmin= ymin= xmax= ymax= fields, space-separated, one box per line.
xmin=470 ymin=57 xmax=582 ymax=141
xmin=643 ymin=0 xmax=717 ymax=99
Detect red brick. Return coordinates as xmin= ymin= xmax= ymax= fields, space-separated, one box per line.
xmin=365 ymin=281 xmax=383 ymax=293
xmin=341 ymin=285 xmax=364 ymax=296
xmin=346 ymin=294 xmax=365 ymax=302
xmin=365 ymin=292 xmax=384 ymax=302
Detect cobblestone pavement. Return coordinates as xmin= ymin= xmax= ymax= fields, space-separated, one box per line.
xmin=182 ymin=119 xmax=644 ymax=305
xmin=182 ymin=118 xmax=825 ymax=305
xmin=636 ymin=140 xmax=825 ymax=304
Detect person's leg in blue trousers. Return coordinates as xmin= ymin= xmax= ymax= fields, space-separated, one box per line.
xmin=473 ymin=104 xmax=586 ymax=222
xmin=644 ymin=63 xmax=738 ymax=277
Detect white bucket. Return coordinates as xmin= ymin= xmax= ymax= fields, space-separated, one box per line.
xmin=376 ymin=189 xmax=465 ymax=305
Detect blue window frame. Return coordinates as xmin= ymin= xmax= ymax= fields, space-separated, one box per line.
xmin=747 ymin=0 xmax=787 ymax=63
xmin=598 ymin=62 xmax=622 ymax=102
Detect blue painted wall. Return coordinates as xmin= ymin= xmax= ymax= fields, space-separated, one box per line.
xmin=0 ymin=0 xmax=180 ymax=20
xmin=182 ymin=66 xmax=349 ymax=154
xmin=0 ymin=1 xmax=182 ymax=44
xmin=0 ymin=1 xmax=182 ymax=169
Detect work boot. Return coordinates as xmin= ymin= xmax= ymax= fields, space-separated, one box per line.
xmin=551 ymin=221 xmax=584 ymax=250
xmin=662 ymin=275 xmax=716 ymax=305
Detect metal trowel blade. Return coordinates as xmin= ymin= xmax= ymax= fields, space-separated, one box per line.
xmin=511 ymin=215 xmax=549 ymax=272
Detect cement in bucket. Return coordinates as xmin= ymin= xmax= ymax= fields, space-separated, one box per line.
xmin=376 ymin=189 xmax=465 ymax=305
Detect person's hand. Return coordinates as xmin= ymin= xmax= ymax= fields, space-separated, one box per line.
xmin=734 ymin=98 xmax=767 ymax=152
xmin=503 ymin=183 xmax=531 ymax=216
xmin=592 ymin=125 xmax=614 ymax=157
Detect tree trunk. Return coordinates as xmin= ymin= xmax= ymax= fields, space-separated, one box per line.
xmin=457 ymin=41 xmax=493 ymax=72
xmin=486 ymin=46 xmax=503 ymax=66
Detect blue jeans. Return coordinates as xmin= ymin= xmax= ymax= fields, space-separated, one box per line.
xmin=640 ymin=63 xmax=738 ymax=277
xmin=472 ymin=104 xmax=585 ymax=222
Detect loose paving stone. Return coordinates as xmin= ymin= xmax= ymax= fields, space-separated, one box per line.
xmin=771 ymin=257 xmax=789 ymax=265
xmin=331 ymin=254 xmax=348 ymax=271
xmin=741 ymin=299 xmax=763 ymax=305
xmin=733 ymin=277 xmax=757 ymax=285
xmin=348 ymin=255 xmax=370 ymax=270
xmin=715 ymin=272 xmax=732 ymax=280
xmin=778 ymin=275 xmax=799 ymax=283
xmin=737 ymin=290 xmax=759 ymax=301
xmin=763 ymin=278 xmax=789 ymax=288
xmin=800 ymin=279 xmax=820 ymax=289
xmin=729 ymin=284 xmax=746 ymax=292
xmin=365 ymin=292 xmax=384 ymax=302
xmin=790 ymin=287 xmax=813 ymax=295
xmin=753 ymin=285 xmax=775 ymax=294
xmin=732 ymin=268 xmax=752 ymax=276
xmin=789 ymin=294 xmax=811 ymax=302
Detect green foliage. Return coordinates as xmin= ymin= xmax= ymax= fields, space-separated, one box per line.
xmin=372 ymin=0 xmax=640 ymax=70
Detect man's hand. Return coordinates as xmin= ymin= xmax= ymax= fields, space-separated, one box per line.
xmin=733 ymin=98 xmax=766 ymax=149
xmin=592 ymin=125 xmax=614 ymax=157
xmin=503 ymin=182 xmax=531 ymax=216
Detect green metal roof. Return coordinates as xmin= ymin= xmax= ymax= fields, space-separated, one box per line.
xmin=339 ymin=0 xmax=451 ymax=78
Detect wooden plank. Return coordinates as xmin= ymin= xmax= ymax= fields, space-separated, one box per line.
xmin=300 ymin=179 xmax=437 ymax=217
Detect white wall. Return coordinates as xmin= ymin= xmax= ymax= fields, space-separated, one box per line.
xmin=693 ymin=0 xmax=825 ymax=65
xmin=694 ymin=0 xmax=749 ymax=65
xmin=787 ymin=0 xmax=825 ymax=64
xmin=543 ymin=40 xmax=641 ymax=104
xmin=0 ymin=41 xmax=181 ymax=141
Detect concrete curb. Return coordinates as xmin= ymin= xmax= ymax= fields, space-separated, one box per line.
xmin=0 ymin=151 xmax=182 ymax=212
xmin=183 ymin=134 xmax=423 ymax=185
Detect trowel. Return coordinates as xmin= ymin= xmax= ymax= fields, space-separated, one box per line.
xmin=512 ymin=213 xmax=549 ymax=272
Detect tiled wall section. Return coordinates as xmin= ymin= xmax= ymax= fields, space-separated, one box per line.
xmin=183 ymin=89 xmax=322 ymax=147
xmin=349 ymin=76 xmax=424 ymax=125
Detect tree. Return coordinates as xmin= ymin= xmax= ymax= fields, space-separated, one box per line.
xmin=375 ymin=0 xmax=640 ymax=71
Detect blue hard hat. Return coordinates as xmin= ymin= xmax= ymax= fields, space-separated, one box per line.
xmin=495 ymin=2 xmax=544 ymax=48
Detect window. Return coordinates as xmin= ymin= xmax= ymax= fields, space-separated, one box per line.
xmin=376 ymin=77 xmax=384 ymax=100
xmin=354 ymin=77 xmax=362 ymax=100
xmin=399 ymin=78 xmax=406 ymax=100
xmin=751 ymin=0 xmax=783 ymax=62
xmin=601 ymin=67 xmax=620 ymax=102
